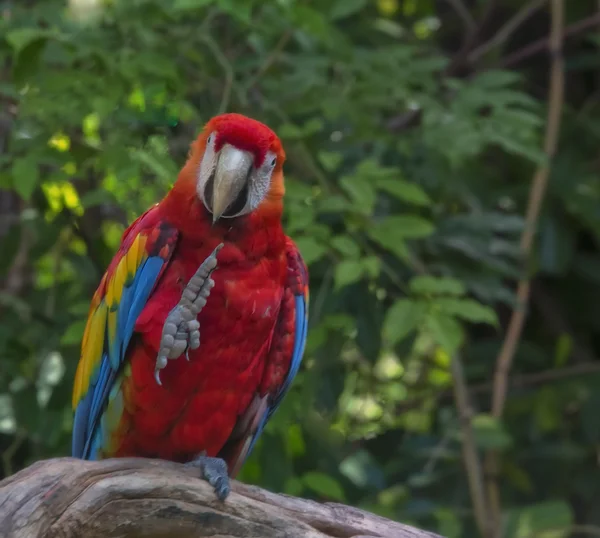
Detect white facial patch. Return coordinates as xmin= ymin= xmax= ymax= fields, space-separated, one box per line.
xmin=248 ymin=150 xmax=277 ymax=213
xmin=196 ymin=132 xmax=277 ymax=218
xmin=196 ymin=132 xmax=218 ymax=202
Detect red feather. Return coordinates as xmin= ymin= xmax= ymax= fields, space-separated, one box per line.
xmin=211 ymin=113 xmax=283 ymax=166
xmin=92 ymin=114 xmax=304 ymax=476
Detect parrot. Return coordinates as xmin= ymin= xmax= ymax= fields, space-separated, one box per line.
xmin=71 ymin=113 xmax=309 ymax=500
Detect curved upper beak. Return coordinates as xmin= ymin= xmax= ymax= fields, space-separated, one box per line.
xmin=211 ymin=144 xmax=254 ymax=223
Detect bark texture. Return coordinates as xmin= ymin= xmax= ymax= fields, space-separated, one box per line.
xmin=0 ymin=457 xmax=443 ymax=538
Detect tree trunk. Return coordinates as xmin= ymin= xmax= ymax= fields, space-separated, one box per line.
xmin=0 ymin=457 xmax=442 ymax=538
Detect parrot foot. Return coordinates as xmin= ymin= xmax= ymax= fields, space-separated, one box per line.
xmin=185 ymin=452 xmax=230 ymax=501
xmin=154 ymin=243 xmax=224 ymax=385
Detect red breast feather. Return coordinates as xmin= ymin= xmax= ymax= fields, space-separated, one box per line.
xmin=103 ymin=113 xmax=290 ymax=462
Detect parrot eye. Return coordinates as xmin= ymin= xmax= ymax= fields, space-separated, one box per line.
xmin=207 ymin=133 xmax=215 ymax=144
xmin=269 ymin=156 xmax=276 ymax=168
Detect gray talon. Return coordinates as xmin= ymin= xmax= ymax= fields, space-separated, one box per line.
xmin=154 ymin=243 xmax=224 ymax=385
xmin=185 ymin=454 xmax=231 ymax=501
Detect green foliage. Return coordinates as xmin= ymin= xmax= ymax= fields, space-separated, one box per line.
xmin=1 ymin=1 xmax=600 ymax=537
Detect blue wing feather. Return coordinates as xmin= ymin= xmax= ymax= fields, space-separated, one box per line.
xmin=72 ymin=253 xmax=174 ymax=459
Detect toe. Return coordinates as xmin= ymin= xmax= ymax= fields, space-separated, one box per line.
xmin=185 ymin=455 xmax=230 ymax=501
xmin=213 ymin=477 xmax=230 ymax=501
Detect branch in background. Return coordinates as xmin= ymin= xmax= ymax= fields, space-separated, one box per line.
xmin=491 ymin=0 xmax=565 ymax=425
xmin=2 ymin=220 xmax=31 ymax=299
xmin=395 ymin=361 xmax=600 ymax=417
xmin=245 ymin=29 xmax=293 ymax=92
xmin=386 ymin=109 xmax=422 ymax=132
xmin=487 ymin=0 xmax=565 ymax=529
xmin=501 ymin=12 xmax=600 ymax=67
xmin=444 ymin=0 xmax=498 ymax=75
xmin=388 ymin=1 xmax=497 ymax=132
xmin=468 ymin=0 xmax=548 ymax=64
xmin=388 ymin=7 xmax=599 ymax=133
xmin=1 ymin=429 xmax=26 ymax=479
xmin=0 ymin=458 xmax=442 ymax=538
xmin=444 ymin=0 xmax=476 ymax=33
xmin=450 ymin=355 xmax=492 ymax=538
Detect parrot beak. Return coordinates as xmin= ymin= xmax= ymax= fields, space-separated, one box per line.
xmin=211 ymin=144 xmax=254 ymax=223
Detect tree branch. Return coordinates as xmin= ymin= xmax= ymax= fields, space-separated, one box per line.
xmin=394 ymin=361 xmax=600 ymax=418
xmin=501 ymin=12 xmax=600 ymax=68
xmin=450 ymin=355 xmax=492 ymax=538
xmin=468 ymin=0 xmax=548 ymax=64
xmin=388 ymin=8 xmax=599 ymax=134
xmin=444 ymin=0 xmax=476 ymax=33
xmin=0 ymin=457 xmax=441 ymax=538
xmin=491 ymin=0 xmax=565 ymax=427
xmin=486 ymin=0 xmax=566 ymax=530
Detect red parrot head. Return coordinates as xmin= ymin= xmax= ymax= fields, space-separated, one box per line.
xmin=176 ymin=113 xmax=286 ymax=224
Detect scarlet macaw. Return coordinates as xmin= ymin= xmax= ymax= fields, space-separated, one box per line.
xmin=71 ymin=113 xmax=309 ymax=499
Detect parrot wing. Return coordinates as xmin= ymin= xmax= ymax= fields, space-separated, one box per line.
xmin=223 ymin=238 xmax=309 ymax=476
xmin=71 ymin=206 xmax=179 ymax=459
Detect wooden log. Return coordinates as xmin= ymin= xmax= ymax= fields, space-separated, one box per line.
xmin=0 ymin=457 xmax=443 ymax=538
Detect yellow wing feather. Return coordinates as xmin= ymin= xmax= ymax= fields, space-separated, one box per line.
xmin=72 ymin=300 xmax=108 ymax=408
xmin=72 ymin=234 xmax=150 ymax=410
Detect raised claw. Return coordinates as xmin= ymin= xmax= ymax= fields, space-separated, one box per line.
xmin=154 ymin=243 xmax=224 ymax=385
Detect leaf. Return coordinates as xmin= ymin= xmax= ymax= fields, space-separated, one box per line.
xmin=382 ymin=299 xmax=426 ymax=346
xmin=538 ymin=216 xmax=576 ymax=276
xmin=5 ymin=29 xmax=56 ymax=52
xmin=533 ymin=387 xmax=561 ymax=433
xmin=331 ymin=235 xmax=361 ymax=259
xmin=334 ymin=260 xmax=364 ymax=290
xmin=435 ymin=509 xmax=463 ymax=538
xmin=361 ymin=256 xmax=380 ymax=278
xmin=11 ymin=159 xmax=39 ymax=200
xmin=339 ymin=176 xmax=376 ymax=215
xmin=443 ymin=212 xmax=524 ymax=234
xmin=506 ymin=501 xmax=573 ymax=538
xmin=503 ymin=461 xmax=533 ymax=494
xmin=473 ymin=69 xmax=522 ymax=89
xmin=10 ymin=36 xmax=51 ymax=85
xmin=80 ymin=189 xmax=116 ymax=208
xmin=318 ymin=195 xmax=351 ymax=214
xmin=339 ymin=449 xmax=385 ymax=489
xmin=330 ymin=0 xmax=368 ymax=20
xmin=61 ymin=320 xmax=87 ymax=346
xmin=436 ymin=298 xmax=498 ymax=326
xmin=553 ymin=334 xmax=571 ymax=367
xmin=173 ymin=0 xmax=214 ymax=11
xmin=377 ymin=178 xmax=432 ymax=207
xmin=471 ymin=414 xmax=513 ymax=450
xmin=6 ymin=28 xmax=66 ymax=85
xmin=367 ymin=225 xmax=409 ymax=261
xmin=426 ymin=312 xmax=464 ymax=354
xmin=487 ymin=131 xmax=547 ymax=165
xmin=302 ymin=472 xmax=346 ymax=501
xmin=285 ymin=423 xmax=306 ymax=457
xmin=278 ymin=123 xmax=305 ymax=139
xmin=295 ymin=237 xmax=328 ymax=266
xmin=130 ymin=147 xmax=177 ymax=182
xmin=318 ymin=151 xmax=343 ymax=172
xmin=581 ymin=392 xmax=600 ymax=443
xmin=286 ymin=203 xmax=316 ymax=234
xmin=374 ymin=215 xmax=435 ymax=239
xmin=410 ymin=276 xmax=466 ymax=296
xmin=368 ymin=215 xmax=434 ymax=260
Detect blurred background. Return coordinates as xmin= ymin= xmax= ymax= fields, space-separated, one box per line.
xmin=1 ymin=0 xmax=600 ymax=536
